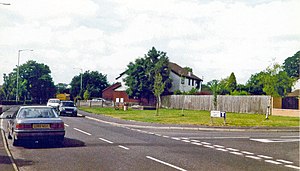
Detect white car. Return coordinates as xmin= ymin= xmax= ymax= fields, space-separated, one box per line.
xmin=47 ymin=98 xmax=60 ymax=111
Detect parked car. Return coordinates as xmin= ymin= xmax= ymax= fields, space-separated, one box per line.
xmin=59 ymin=101 xmax=77 ymax=117
xmin=92 ymin=98 xmax=106 ymax=102
xmin=6 ymin=106 xmax=65 ymax=146
xmin=47 ymin=98 xmax=61 ymax=111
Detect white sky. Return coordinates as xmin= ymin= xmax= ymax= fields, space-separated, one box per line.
xmin=0 ymin=0 xmax=299 ymax=85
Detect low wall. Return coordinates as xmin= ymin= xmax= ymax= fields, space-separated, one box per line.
xmin=272 ymin=109 xmax=300 ymax=117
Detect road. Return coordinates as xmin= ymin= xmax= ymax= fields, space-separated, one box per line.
xmin=1 ymin=107 xmax=299 ymax=171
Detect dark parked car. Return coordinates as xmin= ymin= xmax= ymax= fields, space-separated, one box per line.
xmin=6 ymin=106 xmax=65 ymax=146
xmin=59 ymin=101 xmax=77 ymax=117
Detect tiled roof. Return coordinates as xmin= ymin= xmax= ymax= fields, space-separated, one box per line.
xmin=168 ymin=62 xmax=202 ymax=81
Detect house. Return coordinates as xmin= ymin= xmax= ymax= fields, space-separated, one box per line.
xmin=168 ymin=62 xmax=203 ymax=93
xmin=102 ymin=62 xmax=203 ymax=104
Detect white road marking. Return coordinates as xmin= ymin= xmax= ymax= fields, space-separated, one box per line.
xmin=250 ymin=138 xmax=300 ymax=143
xmin=118 ymin=145 xmax=129 ymax=150
xmin=163 ymin=135 xmax=170 ymax=138
xmin=171 ymin=137 xmax=181 ymax=140
xmin=203 ymin=145 xmax=215 ymax=149
xmin=265 ymin=160 xmax=282 ymax=165
xmin=190 ymin=140 xmax=200 ymax=143
xmin=213 ymin=145 xmax=224 ymax=148
xmin=241 ymin=151 xmax=254 ymax=155
xmin=146 ymin=156 xmax=187 ymax=171
xmin=77 ymin=113 xmax=83 ymax=117
xmin=98 ymin=138 xmax=114 ymax=144
xmin=230 ymin=152 xmax=243 ymax=156
xmin=64 ymin=124 xmax=69 ymax=127
xmin=216 ymin=148 xmax=228 ymax=152
xmin=187 ymin=136 xmax=249 ymax=139
xmin=182 ymin=140 xmax=191 ymax=143
xmin=245 ymin=155 xmax=261 ymax=160
xmin=285 ymin=165 xmax=300 ymax=170
xmin=73 ymin=128 xmax=91 ymax=136
xmin=276 ymin=159 xmax=293 ymax=164
xmin=191 ymin=142 xmax=202 ymax=146
xmin=257 ymin=155 xmax=273 ymax=159
xmin=201 ymin=142 xmax=211 ymax=145
xmin=226 ymin=148 xmax=239 ymax=152
xmin=281 ymin=136 xmax=300 ymax=138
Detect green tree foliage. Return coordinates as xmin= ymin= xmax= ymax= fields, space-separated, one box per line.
xmin=257 ymin=63 xmax=293 ymax=97
xmin=124 ymin=47 xmax=172 ymax=100
xmin=153 ymin=73 xmax=165 ymax=115
xmin=83 ymin=90 xmax=90 ymax=100
xmin=283 ymin=51 xmax=300 ymax=78
xmin=70 ymin=71 xmax=109 ymax=99
xmin=227 ymin=72 xmax=237 ymax=92
xmin=56 ymin=83 xmax=69 ymax=94
xmin=2 ymin=60 xmax=56 ymax=103
xmin=207 ymin=79 xmax=220 ymax=110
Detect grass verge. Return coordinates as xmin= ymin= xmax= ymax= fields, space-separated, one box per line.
xmin=79 ymin=107 xmax=300 ymax=127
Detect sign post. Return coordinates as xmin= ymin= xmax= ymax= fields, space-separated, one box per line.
xmin=210 ymin=110 xmax=226 ymax=125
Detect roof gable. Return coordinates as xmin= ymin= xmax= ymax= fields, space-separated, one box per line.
xmin=168 ymin=62 xmax=202 ymax=81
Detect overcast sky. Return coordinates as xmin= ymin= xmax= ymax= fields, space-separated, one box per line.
xmin=0 ymin=0 xmax=299 ymax=86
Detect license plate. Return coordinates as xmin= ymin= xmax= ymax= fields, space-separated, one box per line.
xmin=33 ymin=124 xmax=50 ymax=129
xmin=66 ymin=111 xmax=72 ymax=114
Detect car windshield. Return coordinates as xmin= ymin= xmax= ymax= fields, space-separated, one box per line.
xmin=49 ymin=100 xmax=60 ymax=103
xmin=17 ymin=108 xmax=59 ymax=118
xmin=61 ymin=102 xmax=75 ymax=107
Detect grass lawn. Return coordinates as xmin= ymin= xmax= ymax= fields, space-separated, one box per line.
xmin=79 ymin=107 xmax=300 ymax=127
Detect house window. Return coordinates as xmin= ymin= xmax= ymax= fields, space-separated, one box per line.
xmin=181 ymin=77 xmax=185 ymax=84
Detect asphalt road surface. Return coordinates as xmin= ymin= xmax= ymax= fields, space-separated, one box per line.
xmin=1 ymin=107 xmax=299 ymax=171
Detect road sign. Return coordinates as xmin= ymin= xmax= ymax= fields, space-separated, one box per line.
xmin=210 ymin=111 xmax=226 ymax=124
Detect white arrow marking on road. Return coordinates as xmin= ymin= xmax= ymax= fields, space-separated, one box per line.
xmin=146 ymin=156 xmax=187 ymax=171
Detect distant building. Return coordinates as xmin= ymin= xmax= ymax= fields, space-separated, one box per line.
xmin=102 ymin=62 xmax=203 ymax=104
xmin=168 ymin=62 xmax=203 ymax=93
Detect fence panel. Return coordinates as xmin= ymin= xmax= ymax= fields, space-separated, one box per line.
xmin=161 ymin=95 xmax=271 ymax=114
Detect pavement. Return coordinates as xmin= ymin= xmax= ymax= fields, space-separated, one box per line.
xmin=0 ymin=106 xmax=299 ymax=171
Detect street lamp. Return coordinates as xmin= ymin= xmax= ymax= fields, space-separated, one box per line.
xmin=73 ymin=67 xmax=83 ymax=94
xmin=16 ymin=49 xmax=33 ymax=102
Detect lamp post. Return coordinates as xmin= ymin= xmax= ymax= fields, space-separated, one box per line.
xmin=73 ymin=67 xmax=83 ymax=94
xmin=16 ymin=49 xmax=33 ymax=102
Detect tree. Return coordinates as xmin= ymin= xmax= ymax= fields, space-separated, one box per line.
xmin=283 ymin=51 xmax=300 ymax=78
xmin=245 ymin=72 xmax=265 ymax=95
xmin=2 ymin=60 xmax=56 ymax=103
xmin=70 ymin=71 xmax=109 ymax=99
xmin=153 ymin=73 xmax=165 ymax=116
xmin=124 ymin=47 xmax=172 ymax=102
xmin=227 ymin=72 xmax=237 ymax=93
xmin=258 ymin=63 xmax=293 ymax=97
xmin=83 ymin=90 xmax=90 ymax=100
xmin=207 ymin=80 xmax=220 ymax=110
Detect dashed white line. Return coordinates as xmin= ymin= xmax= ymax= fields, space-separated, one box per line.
xmin=276 ymin=159 xmax=293 ymax=164
xmin=230 ymin=152 xmax=243 ymax=156
xmin=163 ymin=135 xmax=170 ymax=138
xmin=265 ymin=160 xmax=282 ymax=165
xmin=171 ymin=137 xmax=181 ymax=140
xmin=98 ymin=137 xmax=114 ymax=144
xmin=203 ymin=145 xmax=215 ymax=149
xmin=190 ymin=140 xmax=200 ymax=143
xmin=213 ymin=145 xmax=224 ymax=148
xmin=201 ymin=142 xmax=211 ymax=145
xmin=73 ymin=128 xmax=91 ymax=136
xmin=245 ymin=155 xmax=261 ymax=160
xmin=285 ymin=165 xmax=300 ymax=170
xmin=64 ymin=124 xmax=69 ymax=127
xmin=191 ymin=142 xmax=202 ymax=146
xmin=216 ymin=148 xmax=228 ymax=152
xmin=182 ymin=140 xmax=191 ymax=143
xmin=146 ymin=156 xmax=187 ymax=171
xmin=226 ymin=148 xmax=239 ymax=152
xmin=241 ymin=151 xmax=254 ymax=155
xmin=118 ymin=145 xmax=130 ymax=150
xmin=257 ymin=155 xmax=273 ymax=159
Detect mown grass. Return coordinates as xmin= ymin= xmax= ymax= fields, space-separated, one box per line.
xmin=79 ymin=107 xmax=300 ymax=127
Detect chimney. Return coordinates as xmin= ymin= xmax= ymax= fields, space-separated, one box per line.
xmin=188 ymin=71 xmax=192 ymax=76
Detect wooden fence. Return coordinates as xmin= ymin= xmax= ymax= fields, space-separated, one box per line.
xmin=161 ymin=95 xmax=272 ymax=114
